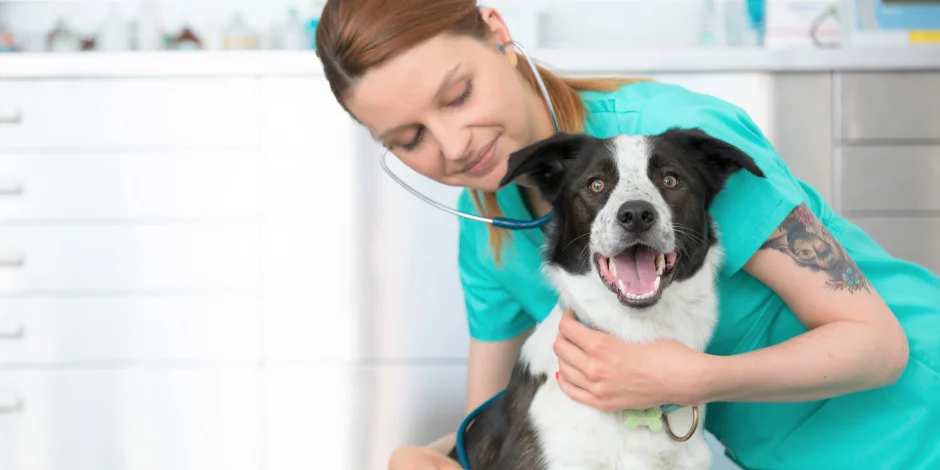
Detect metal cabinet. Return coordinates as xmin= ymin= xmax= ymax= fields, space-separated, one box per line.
xmin=839 ymin=72 xmax=940 ymax=142
xmin=836 ymin=72 xmax=940 ymax=274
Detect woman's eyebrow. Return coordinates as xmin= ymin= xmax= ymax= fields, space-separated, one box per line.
xmin=375 ymin=64 xmax=462 ymax=141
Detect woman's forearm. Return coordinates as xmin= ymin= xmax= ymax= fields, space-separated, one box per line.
xmin=699 ymin=319 xmax=908 ymax=404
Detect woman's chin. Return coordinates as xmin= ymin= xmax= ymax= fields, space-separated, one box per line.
xmin=465 ymin=161 xmax=510 ymax=193
xmin=461 ymin=177 xmax=504 ymax=194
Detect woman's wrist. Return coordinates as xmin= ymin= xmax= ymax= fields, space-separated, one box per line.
xmin=688 ymin=351 xmax=733 ymax=406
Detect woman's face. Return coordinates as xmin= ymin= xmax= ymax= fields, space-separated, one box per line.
xmin=344 ymin=27 xmax=553 ymax=192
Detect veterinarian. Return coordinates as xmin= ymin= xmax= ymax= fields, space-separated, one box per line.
xmin=314 ymin=1 xmax=940 ymax=469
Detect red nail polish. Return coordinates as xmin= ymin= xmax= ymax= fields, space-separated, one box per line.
xmin=555 ymin=371 xmax=560 ymax=381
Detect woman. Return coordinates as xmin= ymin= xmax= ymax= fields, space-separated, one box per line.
xmin=314 ymin=1 xmax=940 ymax=469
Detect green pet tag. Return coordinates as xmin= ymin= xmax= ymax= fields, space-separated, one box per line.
xmin=624 ymin=407 xmax=663 ymax=431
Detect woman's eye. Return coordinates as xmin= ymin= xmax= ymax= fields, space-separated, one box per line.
xmin=448 ymin=80 xmax=473 ymax=107
xmin=663 ymin=173 xmax=679 ymax=188
xmin=589 ymin=179 xmax=605 ymax=193
xmin=402 ymin=128 xmax=425 ymax=151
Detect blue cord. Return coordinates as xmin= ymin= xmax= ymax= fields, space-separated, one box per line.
xmin=455 ymin=389 xmax=506 ymax=469
xmin=491 ymin=211 xmax=553 ymax=230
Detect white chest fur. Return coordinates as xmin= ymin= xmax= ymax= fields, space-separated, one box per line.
xmin=516 ymin=248 xmax=723 ymax=470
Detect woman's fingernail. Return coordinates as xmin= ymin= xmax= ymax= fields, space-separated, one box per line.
xmin=555 ymin=372 xmax=560 ymax=381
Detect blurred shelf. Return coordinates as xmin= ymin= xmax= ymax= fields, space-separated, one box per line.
xmin=1 ymin=46 xmax=940 ymax=79
xmin=537 ymin=45 xmax=940 ymax=74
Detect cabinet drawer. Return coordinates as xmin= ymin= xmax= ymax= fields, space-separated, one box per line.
xmin=841 ymin=145 xmax=940 ymax=211
xmin=0 ymin=151 xmax=259 ymax=221
xmin=840 ymin=72 xmax=940 ymax=142
xmin=849 ymin=217 xmax=940 ymax=274
xmin=0 ymin=78 xmax=259 ymax=149
xmin=0 ymin=224 xmax=259 ymax=293
xmin=0 ymin=368 xmax=259 ymax=470
xmin=0 ymin=295 xmax=260 ymax=364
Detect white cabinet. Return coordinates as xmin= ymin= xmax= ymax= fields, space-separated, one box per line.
xmin=261 ymin=364 xmax=467 ymax=470
xmin=0 ymin=224 xmax=260 ymax=293
xmin=0 ymin=151 xmax=260 ymax=221
xmin=0 ymin=79 xmax=260 ymax=149
xmin=0 ymin=62 xmax=463 ymax=470
xmin=0 ymin=73 xmax=270 ymax=470
xmin=0 ymin=367 xmax=260 ymax=470
xmin=258 ymin=77 xmax=368 ymax=362
xmin=0 ymin=295 xmax=261 ymax=364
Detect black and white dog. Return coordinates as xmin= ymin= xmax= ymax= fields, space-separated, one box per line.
xmin=450 ymin=128 xmax=764 ymax=469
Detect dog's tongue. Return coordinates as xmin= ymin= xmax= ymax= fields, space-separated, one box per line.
xmin=613 ymin=246 xmax=658 ymax=295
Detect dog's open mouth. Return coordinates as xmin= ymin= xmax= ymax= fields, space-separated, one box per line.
xmin=594 ymin=246 xmax=678 ymax=308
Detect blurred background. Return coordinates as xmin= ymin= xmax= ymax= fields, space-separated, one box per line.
xmin=0 ymin=0 xmax=938 ymax=469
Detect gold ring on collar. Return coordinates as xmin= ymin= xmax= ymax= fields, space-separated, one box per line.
xmin=663 ymin=405 xmax=699 ymax=442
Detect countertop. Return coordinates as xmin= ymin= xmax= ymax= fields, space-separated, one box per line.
xmin=1 ymin=46 xmax=939 ymax=78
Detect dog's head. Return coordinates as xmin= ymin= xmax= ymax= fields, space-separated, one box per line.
xmin=500 ymin=128 xmax=764 ymax=313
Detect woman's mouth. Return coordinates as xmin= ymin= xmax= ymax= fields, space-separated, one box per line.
xmin=463 ymin=138 xmax=498 ymax=177
xmin=593 ymin=246 xmax=679 ymax=308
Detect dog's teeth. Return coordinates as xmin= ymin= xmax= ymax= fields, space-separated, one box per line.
xmin=618 ymin=280 xmax=626 ymax=293
xmin=656 ymin=253 xmax=665 ymax=275
xmin=609 ymin=258 xmax=617 ymax=277
xmin=654 ymin=276 xmax=661 ymax=292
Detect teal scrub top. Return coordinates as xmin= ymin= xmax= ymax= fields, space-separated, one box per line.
xmin=455 ymin=81 xmax=940 ymax=469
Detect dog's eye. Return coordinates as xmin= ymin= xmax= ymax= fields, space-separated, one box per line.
xmin=589 ymin=179 xmax=605 ymax=193
xmin=663 ymin=174 xmax=679 ymax=188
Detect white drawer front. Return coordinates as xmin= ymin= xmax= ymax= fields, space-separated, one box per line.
xmin=0 ymin=151 xmax=260 ymax=221
xmin=262 ymin=364 xmax=467 ymax=470
xmin=0 ymin=295 xmax=260 ymax=364
xmin=0 ymin=368 xmax=259 ymax=470
xmin=0 ymin=78 xmax=259 ymax=149
xmin=0 ymin=224 xmax=259 ymax=293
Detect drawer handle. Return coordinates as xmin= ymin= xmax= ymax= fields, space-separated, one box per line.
xmin=0 ymin=251 xmax=26 ymax=267
xmin=0 ymin=395 xmax=23 ymax=414
xmin=0 ymin=108 xmax=22 ymax=125
xmin=0 ymin=321 xmax=24 ymax=339
xmin=0 ymin=178 xmax=24 ymax=196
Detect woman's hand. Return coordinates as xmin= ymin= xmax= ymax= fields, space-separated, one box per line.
xmin=387 ymin=445 xmax=463 ymax=470
xmin=553 ymin=308 xmax=708 ymax=411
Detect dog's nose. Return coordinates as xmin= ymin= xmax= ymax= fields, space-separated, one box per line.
xmin=617 ymin=200 xmax=657 ymax=234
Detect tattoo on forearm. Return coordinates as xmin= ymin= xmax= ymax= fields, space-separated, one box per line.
xmin=759 ymin=204 xmax=871 ymax=293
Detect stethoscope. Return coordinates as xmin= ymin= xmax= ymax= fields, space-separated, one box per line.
xmin=379 ymin=40 xmax=559 ymax=230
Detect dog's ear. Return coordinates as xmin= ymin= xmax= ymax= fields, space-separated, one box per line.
xmin=499 ymin=132 xmax=591 ymax=201
xmin=666 ymin=127 xmax=765 ymax=182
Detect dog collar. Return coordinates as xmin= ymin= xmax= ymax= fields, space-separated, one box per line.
xmin=624 ymin=405 xmax=699 ymax=442
xmin=562 ymin=301 xmax=699 ymax=441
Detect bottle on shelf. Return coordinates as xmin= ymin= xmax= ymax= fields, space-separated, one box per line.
xmin=281 ymin=7 xmax=308 ymax=50
xmin=47 ymin=17 xmax=83 ymax=52
xmin=96 ymin=4 xmax=131 ymax=51
xmin=222 ymin=12 xmax=259 ymax=50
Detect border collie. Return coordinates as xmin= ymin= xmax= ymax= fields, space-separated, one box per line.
xmin=449 ymin=128 xmax=765 ymax=469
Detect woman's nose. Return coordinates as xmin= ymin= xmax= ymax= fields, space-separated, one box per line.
xmin=428 ymin=122 xmax=471 ymax=163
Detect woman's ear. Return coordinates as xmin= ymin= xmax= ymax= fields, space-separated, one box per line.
xmin=479 ymin=7 xmax=516 ymax=64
